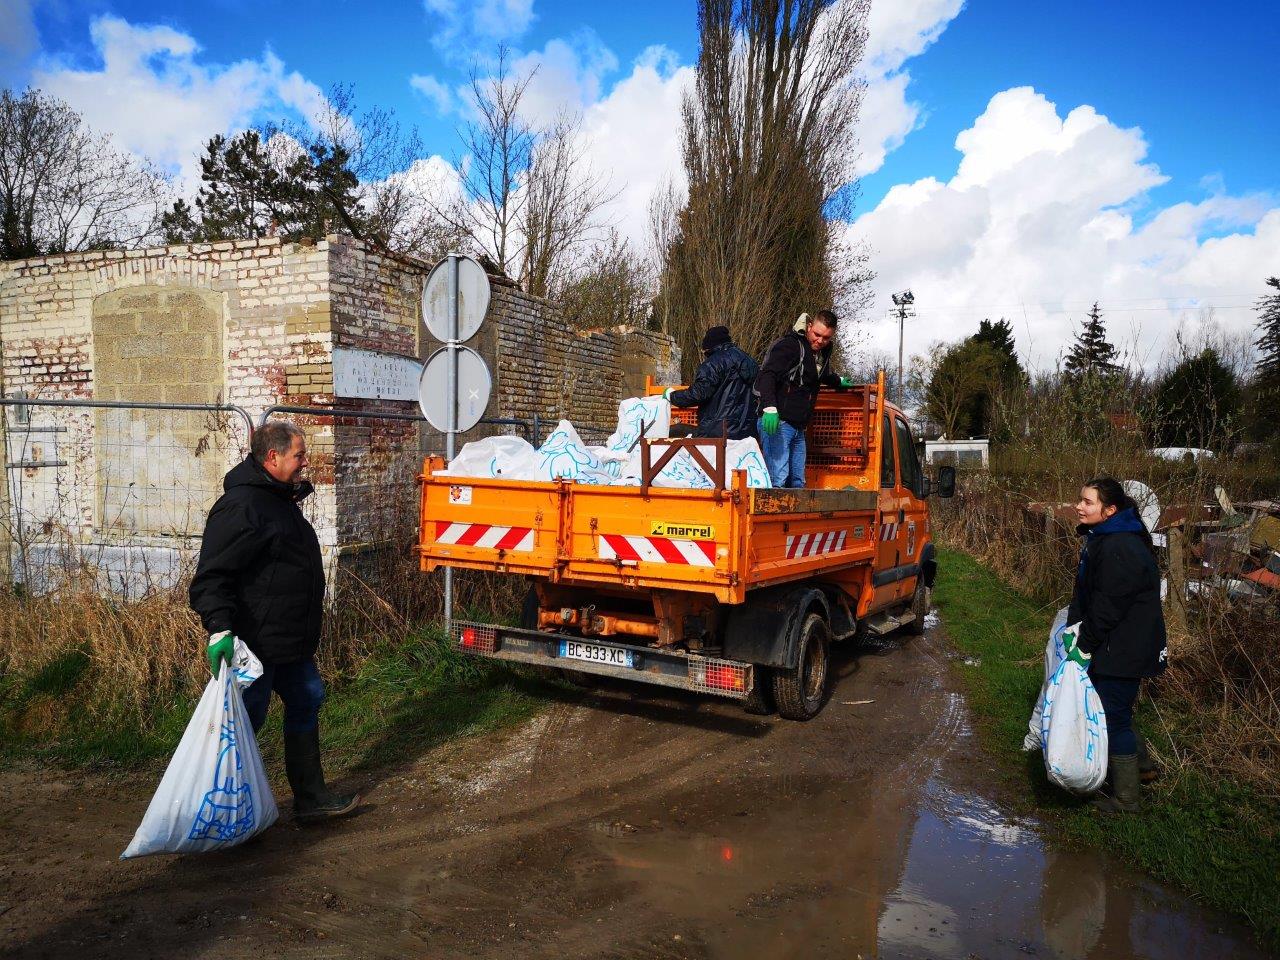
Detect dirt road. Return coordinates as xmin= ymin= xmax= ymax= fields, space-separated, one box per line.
xmin=0 ymin=620 xmax=1269 ymax=959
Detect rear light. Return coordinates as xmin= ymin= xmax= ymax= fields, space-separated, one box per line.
xmin=452 ymin=621 xmax=498 ymax=654
xmin=688 ymin=656 xmax=748 ymax=695
xmin=706 ymin=665 xmax=745 ymax=692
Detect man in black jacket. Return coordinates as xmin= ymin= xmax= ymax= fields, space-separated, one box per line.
xmin=662 ymin=325 xmax=760 ymax=440
xmin=754 ymin=310 xmax=852 ymax=487
xmin=190 ymin=421 xmax=359 ymax=822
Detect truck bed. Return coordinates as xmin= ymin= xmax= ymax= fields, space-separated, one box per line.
xmin=418 ymin=465 xmax=879 ymax=604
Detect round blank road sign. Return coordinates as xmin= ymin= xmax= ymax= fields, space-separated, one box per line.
xmin=422 ymin=255 xmax=490 ymax=344
xmin=418 ymin=346 xmax=492 ymax=432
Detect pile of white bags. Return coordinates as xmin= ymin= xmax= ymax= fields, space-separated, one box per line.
xmin=1026 ymin=607 xmax=1109 ymax=794
xmin=122 ymin=639 xmax=277 ymax=858
xmin=437 ymin=396 xmax=772 ymax=489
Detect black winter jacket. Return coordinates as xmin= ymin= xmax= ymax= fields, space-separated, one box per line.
xmin=189 ymin=457 xmax=325 ymax=665
xmin=754 ymin=331 xmax=840 ymax=427
xmin=1066 ymin=508 xmax=1167 ymax=679
xmin=669 ymin=343 xmax=760 ymax=440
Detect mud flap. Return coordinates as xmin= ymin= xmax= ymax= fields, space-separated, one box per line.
xmin=723 ymin=585 xmax=829 ymax=669
xmin=921 ymin=542 xmax=938 ymax=588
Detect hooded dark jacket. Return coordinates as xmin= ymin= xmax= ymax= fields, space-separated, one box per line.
xmin=1066 ymin=507 xmax=1167 ymax=678
xmin=754 ymin=330 xmax=840 ymax=428
xmin=669 ymin=342 xmax=760 ymax=440
xmin=189 ymin=456 xmax=325 ymax=665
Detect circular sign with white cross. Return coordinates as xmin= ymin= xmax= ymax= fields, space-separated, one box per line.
xmin=418 ymin=345 xmax=492 ymax=432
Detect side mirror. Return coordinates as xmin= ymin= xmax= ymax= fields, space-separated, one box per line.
xmin=938 ymin=466 xmax=957 ymax=498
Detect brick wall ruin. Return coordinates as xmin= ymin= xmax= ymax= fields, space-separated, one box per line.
xmin=0 ymin=234 xmax=679 ymax=592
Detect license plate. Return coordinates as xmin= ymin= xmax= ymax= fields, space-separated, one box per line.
xmin=559 ymin=640 xmax=633 ymax=668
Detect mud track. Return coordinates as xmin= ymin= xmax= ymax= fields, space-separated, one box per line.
xmin=0 ymin=621 xmax=1268 ymax=959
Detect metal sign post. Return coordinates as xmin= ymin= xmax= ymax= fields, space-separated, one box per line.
xmin=420 ymin=253 xmax=492 ymax=635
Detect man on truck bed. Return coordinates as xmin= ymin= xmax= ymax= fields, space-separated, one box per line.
xmin=662 ymin=325 xmax=760 ymax=440
xmin=755 ymin=309 xmax=852 ymax=487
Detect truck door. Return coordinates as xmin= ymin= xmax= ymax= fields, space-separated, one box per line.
xmin=873 ymin=412 xmax=904 ymax=610
xmin=893 ymin=415 xmax=927 ymax=598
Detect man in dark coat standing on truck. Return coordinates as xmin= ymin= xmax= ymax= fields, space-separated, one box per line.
xmin=754 ymin=310 xmax=852 ymax=487
xmin=662 ymin=325 xmax=760 ymax=439
xmin=190 ymin=420 xmax=359 ymax=822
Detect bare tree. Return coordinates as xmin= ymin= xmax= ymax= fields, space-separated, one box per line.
xmin=646 ymin=176 xmax=683 ymax=335
xmin=558 ymin=228 xmax=653 ymax=329
xmin=658 ymin=0 xmax=872 ymax=376
xmin=519 ymin=111 xmax=616 ymax=298
xmin=443 ymin=47 xmax=536 ymax=276
xmin=0 ymin=88 xmax=169 ymax=260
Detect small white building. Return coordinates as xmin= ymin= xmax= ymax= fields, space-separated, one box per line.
xmin=924 ymin=438 xmax=989 ymax=469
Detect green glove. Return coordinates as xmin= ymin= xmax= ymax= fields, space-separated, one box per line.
xmin=760 ymin=408 xmax=780 ymax=435
xmin=1062 ymin=627 xmax=1091 ymax=668
xmin=838 ymin=376 xmax=855 ymax=387
xmin=207 ymin=630 xmax=235 ymax=675
xmin=662 ymin=387 xmax=675 ymax=402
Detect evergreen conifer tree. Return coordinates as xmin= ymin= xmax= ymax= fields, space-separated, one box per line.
xmin=1063 ymin=302 xmax=1119 ymax=380
xmin=1251 ymin=277 xmax=1280 ymax=443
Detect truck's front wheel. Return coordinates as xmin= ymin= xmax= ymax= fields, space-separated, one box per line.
xmin=773 ymin=612 xmax=830 ymax=721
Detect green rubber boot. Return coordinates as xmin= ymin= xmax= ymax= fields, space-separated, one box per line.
xmin=1092 ymin=753 xmax=1141 ymax=814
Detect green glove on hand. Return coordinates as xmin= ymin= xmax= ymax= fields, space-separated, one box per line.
xmin=662 ymin=387 xmax=675 ymax=402
xmin=760 ymin=408 xmax=780 ymax=436
xmin=838 ymin=376 xmax=855 ymax=388
xmin=207 ymin=630 xmax=235 ymax=675
xmin=1062 ymin=626 xmax=1091 ymax=668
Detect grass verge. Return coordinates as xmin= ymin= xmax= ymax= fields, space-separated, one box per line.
xmin=0 ymin=618 xmax=549 ymax=776
xmin=934 ymin=546 xmax=1280 ymax=949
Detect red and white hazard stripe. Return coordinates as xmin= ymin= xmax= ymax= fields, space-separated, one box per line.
xmin=879 ymin=523 xmax=900 ymax=541
xmin=434 ymin=521 xmax=534 ymax=552
xmin=599 ymin=534 xmax=716 ymax=567
xmin=785 ymin=529 xmax=849 ymax=559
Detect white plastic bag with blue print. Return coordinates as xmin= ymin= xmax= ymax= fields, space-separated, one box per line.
xmin=1023 ymin=607 xmax=1070 ymax=751
xmin=435 ymin=434 xmax=539 ymax=480
xmin=1039 ymin=646 xmax=1109 ymax=795
xmin=121 ymin=638 xmax=278 ymax=858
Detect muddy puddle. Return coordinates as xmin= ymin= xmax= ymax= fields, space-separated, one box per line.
xmin=589 ymin=717 xmax=1266 ymax=959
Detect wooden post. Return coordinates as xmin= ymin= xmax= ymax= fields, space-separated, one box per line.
xmin=1165 ymin=525 xmax=1191 ymax=656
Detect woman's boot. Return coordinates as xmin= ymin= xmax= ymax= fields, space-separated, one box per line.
xmin=1092 ymin=754 xmax=1141 ymax=814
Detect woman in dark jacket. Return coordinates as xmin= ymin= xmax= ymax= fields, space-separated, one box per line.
xmin=1062 ymin=477 xmax=1168 ymax=813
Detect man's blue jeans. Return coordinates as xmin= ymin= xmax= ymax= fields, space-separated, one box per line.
xmin=758 ymin=418 xmax=807 ymax=487
xmin=242 ymin=657 xmax=326 ymax=735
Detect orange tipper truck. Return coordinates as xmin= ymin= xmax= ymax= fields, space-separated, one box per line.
xmin=416 ymin=372 xmax=956 ymax=720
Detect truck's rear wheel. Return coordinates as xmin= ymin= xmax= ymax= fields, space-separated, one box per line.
xmin=904 ymin=579 xmax=929 ymax=636
xmin=772 ymin=612 xmax=830 ymax=721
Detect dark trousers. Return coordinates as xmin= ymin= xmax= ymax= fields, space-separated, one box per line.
xmin=242 ymin=657 xmax=326 ymax=735
xmin=1089 ymin=673 xmax=1140 ymax=756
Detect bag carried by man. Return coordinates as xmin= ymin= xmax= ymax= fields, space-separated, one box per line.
xmin=1025 ymin=607 xmax=1109 ymax=794
xmin=122 ymin=638 xmax=277 ymax=858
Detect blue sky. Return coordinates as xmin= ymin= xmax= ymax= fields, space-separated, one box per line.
xmin=5 ymin=0 xmax=1278 ymax=366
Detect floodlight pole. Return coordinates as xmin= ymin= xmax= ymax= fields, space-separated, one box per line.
xmin=444 ymin=253 xmax=460 ymax=632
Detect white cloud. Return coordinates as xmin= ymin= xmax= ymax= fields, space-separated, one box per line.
xmin=577 ymin=45 xmax=693 ymax=244
xmin=849 ymin=86 xmax=1279 ymax=370
xmin=424 ymin=0 xmax=536 ymax=55
xmin=410 ymin=73 xmax=453 ymax=115
xmin=31 ymin=16 xmax=326 ymax=190
xmin=507 ymin=30 xmax=620 ymax=127
xmin=853 ymin=0 xmax=963 ymax=177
